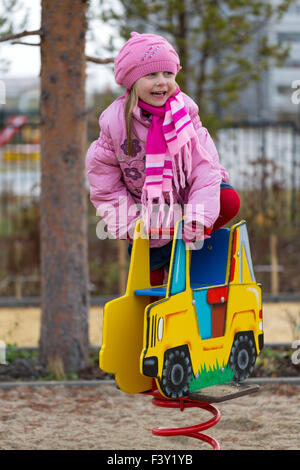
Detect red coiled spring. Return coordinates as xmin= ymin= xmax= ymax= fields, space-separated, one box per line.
xmin=149 ymin=388 xmax=221 ymax=450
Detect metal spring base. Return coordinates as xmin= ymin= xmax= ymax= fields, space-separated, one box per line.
xmin=149 ymin=389 xmax=221 ymax=450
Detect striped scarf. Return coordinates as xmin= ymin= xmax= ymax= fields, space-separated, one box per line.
xmin=139 ymin=89 xmax=198 ymax=228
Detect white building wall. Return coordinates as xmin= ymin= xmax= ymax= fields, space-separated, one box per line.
xmin=262 ymin=1 xmax=300 ymax=120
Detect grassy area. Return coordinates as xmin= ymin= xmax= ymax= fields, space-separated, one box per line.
xmin=189 ymin=361 xmax=235 ymax=391
xmin=5 ymin=342 xmax=37 ymax=362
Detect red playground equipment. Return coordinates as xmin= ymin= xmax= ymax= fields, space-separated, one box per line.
xmin=144 ymin=379 xmax=258 ymax=450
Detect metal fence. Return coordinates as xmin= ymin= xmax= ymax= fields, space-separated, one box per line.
xmin=216 ymin=121 xmax=300 ymax=223
xmin=1 ymin=116 xmax=299 ymax=230
xmin=0 ymin=112 xmax=40 ymax=236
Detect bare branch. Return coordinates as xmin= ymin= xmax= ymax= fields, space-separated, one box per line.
xmin=0 ymin=29 xmax=41 ymax=43
xmin=85 ymin=55 xmax=115 ymax=64
xmin=11 ymin=41 xmax=40 ymax=46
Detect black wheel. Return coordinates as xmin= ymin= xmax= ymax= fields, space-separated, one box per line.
xmin=158 ymin=346 xmax=193 ymax=399
xmin=228 ymin=332 xmax=257 ymax=382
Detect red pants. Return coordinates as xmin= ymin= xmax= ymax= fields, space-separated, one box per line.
xmin=212 ymin=187 xmax=240 ymax=231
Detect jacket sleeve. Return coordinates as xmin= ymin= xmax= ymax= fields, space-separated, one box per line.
xmin=85 ymin=113 xmax=139 ymax=239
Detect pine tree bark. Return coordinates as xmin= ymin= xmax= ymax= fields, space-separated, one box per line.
xmin=39 ymin=0 xmax=89 ymax=373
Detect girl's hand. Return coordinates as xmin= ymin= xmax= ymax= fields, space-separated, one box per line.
xmin=183 ymin=221 xmax=211 ymax=250
xmin=183 ymin=220 xmax=203 ymax=242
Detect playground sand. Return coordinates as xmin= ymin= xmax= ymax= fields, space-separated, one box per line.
xmin=0 ymin=301 xmax=299 ymax=347
xmin=0 ymin=382 xmax=298 ymax=450
xmin=0 ymin=304 xmax=299 ymax=450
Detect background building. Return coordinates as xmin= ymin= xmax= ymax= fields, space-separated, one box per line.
xmin=238 ymin=0 xmax=300 ymax=123
xmin=267 ymin=1 xmax=300 ymax=122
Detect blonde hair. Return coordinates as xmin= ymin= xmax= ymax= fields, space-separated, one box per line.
xmin=124 ymin=84 xmax=139 ymax=157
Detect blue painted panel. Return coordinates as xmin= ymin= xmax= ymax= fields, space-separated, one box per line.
xmin=135 ymin=286 xmax=167 ymax=297
xmin=170 ymin=222 xmax=186 ymax=296
xmin=193 ymin=289 xmax=212 ymax=339
xmin=190 ymin=228 xmax=230 ymax=288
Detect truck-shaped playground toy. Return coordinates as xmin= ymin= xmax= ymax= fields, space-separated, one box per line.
xmin=100 ymin=218 xmax=264 ymax=400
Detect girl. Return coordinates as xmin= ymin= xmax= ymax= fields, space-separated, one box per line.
xmin=86 ymin=32 xmax=240 ymax=286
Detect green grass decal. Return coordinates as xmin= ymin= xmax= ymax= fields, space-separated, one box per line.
xmin=189 ymin=360 xmax=235 ymax=391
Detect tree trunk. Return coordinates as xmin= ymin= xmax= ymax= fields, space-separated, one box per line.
xmin=39 ymin=0 xmax=89 ymax=373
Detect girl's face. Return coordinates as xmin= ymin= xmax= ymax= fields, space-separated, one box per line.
xmin=135 ymin=71 xmax=177 ymax=106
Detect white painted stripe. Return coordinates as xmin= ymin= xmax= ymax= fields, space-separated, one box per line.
xmin=163 ymin=118 xmax=173 ymax=126
xmin=170 ymin=101 xmax=184 ymax=114
xmin=146 ymin=176 xmax=163 ymax=183
xmin=164 ymin=130 xmax=177 ymax=141
xmin=145 ymin=161 xmax=165 ymax=168
xmin=174 ymin=114 xmax=190 ymax=130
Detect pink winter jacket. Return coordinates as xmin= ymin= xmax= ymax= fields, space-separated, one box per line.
xmin=86 ymin=92 xmax=228 ymax=248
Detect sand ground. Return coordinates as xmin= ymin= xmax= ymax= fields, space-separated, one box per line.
xmin=0 ymin=383 xmax=299 ymax=450
xmin=0 ymin=302 xmax=299 ymax=451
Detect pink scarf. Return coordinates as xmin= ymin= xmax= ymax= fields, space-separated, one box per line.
xmin=138 ymin=89 xmax=200 ymax=229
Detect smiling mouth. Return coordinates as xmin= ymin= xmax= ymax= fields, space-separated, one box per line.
xmin=151 ymin=91 xmax=167 ymax=97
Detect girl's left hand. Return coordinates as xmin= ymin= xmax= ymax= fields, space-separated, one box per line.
xmin=183 ymin=221 xmax=211 ymax=250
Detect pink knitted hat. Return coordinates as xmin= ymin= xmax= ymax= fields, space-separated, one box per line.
xmin=114 ymin=32 xmax=181 ymax=89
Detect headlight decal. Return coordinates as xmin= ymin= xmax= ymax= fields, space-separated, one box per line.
xmin=157 ymin=317 xmax=164 ymax=341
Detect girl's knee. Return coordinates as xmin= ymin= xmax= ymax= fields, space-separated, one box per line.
xmin=220 ymin=188 xmax=240 ymax=218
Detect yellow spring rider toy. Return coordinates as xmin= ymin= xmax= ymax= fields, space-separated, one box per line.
xmin=99 ymin=218 xmax=264 ymax=449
